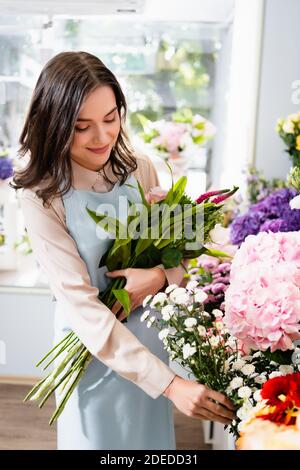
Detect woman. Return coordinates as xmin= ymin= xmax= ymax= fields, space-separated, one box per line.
xmin=12 ymin=51 xmax=235 ymax=450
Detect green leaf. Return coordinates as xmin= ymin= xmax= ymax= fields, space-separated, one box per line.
xmin=112 ymin=288 xmax=131 ymax=315
xmin=164 ymin=176 xmax=187 ymax=206
xmin=86 ymin=207 xmax=127 ymax=238
xmin=262 ymin=349 xmax=293 ymax=365
xmin=202 ymin=247 xmax=233 ymax=259
xmin=161 ymin=247 xmax=183 ymax=268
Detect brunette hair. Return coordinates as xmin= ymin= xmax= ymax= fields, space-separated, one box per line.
xmin=11 ymin=51 xmax=137 ymax=206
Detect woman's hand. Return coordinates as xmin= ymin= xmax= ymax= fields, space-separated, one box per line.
xmin=106 ymin=266 xmax=166 ymax=321
xmin=163 ymin=376 xmax=236 ymax=425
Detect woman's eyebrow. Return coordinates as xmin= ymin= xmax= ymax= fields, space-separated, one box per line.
xmin=77 ymin=106 xmax=118 ymax=121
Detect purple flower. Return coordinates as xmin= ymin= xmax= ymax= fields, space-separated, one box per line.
xmin=263 ymin=188 xmax=297 ymax=218
xmin=0 ymin=157 xmax=13 ymax=180
xmin=259 ymin=218 xmax=284 ymax=233
xmin=230 ymin=212 xmax=261 ymax=245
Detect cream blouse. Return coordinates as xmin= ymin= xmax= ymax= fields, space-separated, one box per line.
xmin=21 ymin=153 xmax=186 ymax=399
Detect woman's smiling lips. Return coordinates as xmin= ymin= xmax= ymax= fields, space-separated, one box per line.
xmin=86 ymin=144 xmax=109 ymax=154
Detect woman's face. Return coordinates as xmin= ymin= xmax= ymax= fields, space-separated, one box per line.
xmin=70 ymin=85 xmax=121 ymax=171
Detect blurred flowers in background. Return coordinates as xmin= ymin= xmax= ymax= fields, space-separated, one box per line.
xmin=276 ymin=111 xmax=300 ymax=167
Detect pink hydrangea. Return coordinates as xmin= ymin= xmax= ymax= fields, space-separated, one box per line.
xmin=224 ymin=231 xmax=300 ymax=353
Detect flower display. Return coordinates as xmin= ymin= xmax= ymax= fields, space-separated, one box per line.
xmin=276 ymin=111 xmax=300 ymax=167
xmin=230 ymin=188 xmax=300 ymax=245
xmin=0 ymin=147 xmax=13 ymax=180
xmin=224 ymin=231 xmax=300 ymax=355
xmin=142 ymin=285 xmax=297 ymax=436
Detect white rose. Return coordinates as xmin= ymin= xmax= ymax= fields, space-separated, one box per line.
xmin=182 ymin=343 xmax=197 ymax=359
xmin=169 ymin=287 xmax=187 ymax=303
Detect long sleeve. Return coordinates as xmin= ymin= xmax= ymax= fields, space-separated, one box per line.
xmin=21 ymin=189 xmax=176 ymax=399
xmin=134 ymin=153 xmax=187 ymax=287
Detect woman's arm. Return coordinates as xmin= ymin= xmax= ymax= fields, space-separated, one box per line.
xmin=21 ymin=189 xmax=176 ymax=399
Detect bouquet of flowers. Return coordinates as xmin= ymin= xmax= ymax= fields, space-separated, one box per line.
xmin=276 ymin=111 xmax=300 ymax=167
xmin=142 ymin=283 xmax=296 ymax=436
xmin=230 ymin=188 xmax=300 ymax=245
xmin=137 ymin=108 xmax=215 ymax=164
xmin=237 ymin=372 xmax=300 ymax=449
xmin=24 ymin=175 xmax=237 ymax=424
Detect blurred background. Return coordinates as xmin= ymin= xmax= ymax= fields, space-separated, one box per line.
xmin=0 ymin=0 xmax=299 ymax=450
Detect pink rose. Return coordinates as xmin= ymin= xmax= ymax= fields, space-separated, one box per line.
xmin=145 ymin=186 xmax=168 ymax=204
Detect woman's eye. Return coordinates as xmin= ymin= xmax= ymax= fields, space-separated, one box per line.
xmin=75 ymin=127 xmax=89 ymax=132
xmin=104 ymin=117 xmax=116 ymax=123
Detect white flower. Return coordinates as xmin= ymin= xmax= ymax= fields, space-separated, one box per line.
xmin=177 ymin=338 xmax=185 ymax=347
xmin=150 ymin=292 xmax=167 ymax=307
xmin=186 ymin=280 xmax=199 ymax=291
xmin=232 ymin=359 xmax=246 ymax=371
xmin=165 ymin=283 xmax=178 ymax=294
xmin=255 ymin=375 xmax=267 ymax=384
xmin=183 ymin=343 xmax=197 ymax=359
xmin=194 ymin=290 xmax=208 ymax=303
xmin=209 ymin=335 xmax=220 ymax=347
xmin=202 ymin=311 xmax=211 ymax=319
xmin=229 ymin=377 xmax=244 ymax=390
xmin=253 ymin=390 xmax=262 ymax=402
xmin=143 ymin=294 xmax=153 ymax=307
xmin=161 ymin=305 xmax=175 ymax=321
xmin=279 ymin=365 xmax=294 ymax=375
xmin=184 ymin=318 xmax=197 ymax=328
xmin=269 ymin=371 xmax=283 ymax=379
xmin=237 ymin=402 xmax=253 ymax=421
xmin=169 ymin=287 xmax=187 ymax=303
xmin=197 ymin=325 xmax=206 ymax=337
xmin=158 ymin=328 xmax=170 ymax=341
xmin=187 ymin=305 xmax=194 ymax=312
xmin=212 ymin=308 xmax=224 ymax=318
xmin=238 ymin=386 xmax=252 ymax=399
xmin=146 ymin=315 xmax=156 ymax=328
xmin=175 ymin=293 xmax=190 ymax=306
xmin=252 ymin=351 xmax=262 ymax=358
xmin=290 ymin=194 xmax=300 ymax=210
xmin=241 ymin=364 xmax=255 ymax=376
xmin=140 ymin=310 xmax=150 ymax=322
xmin=209 ymin=224 xmax=230 ymax=245
xmin=215 ymin=321 xmax=224 ymax=330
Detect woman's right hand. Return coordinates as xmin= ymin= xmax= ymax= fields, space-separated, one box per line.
xmin=163 ymin=376 xmax=236 ymax=425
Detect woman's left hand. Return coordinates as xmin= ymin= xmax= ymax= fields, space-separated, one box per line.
xmin=106 ymin=267 xmax=166 ymax=321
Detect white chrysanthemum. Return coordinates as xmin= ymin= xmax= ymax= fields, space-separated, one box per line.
xmin=158 ymin=328 xmax=170 ymax=341
xmin=140 ymin=310 xmax=150 ymax=322
xmin=238 ymin=386 xmax=252 ymax=399
xmin=253 ymin=389 xmax=262 ymax=402
xmin=174 ymin=293 xmax=190 ymax=306
xmin=232 ymin=359 xmax=246 ymax=371
xmin=194 ymin=290 xmax=208 ymax=303
xmin=165 ymin=283 xmax=178 ymax=294
xmin=186 ymin=280 xmax=199 ymax=291
xmin=279 ymin=365 xmax=294 ymax=375
xmin=212 ymin=308 xmax=224 ymax=318
xmin=187 ymin=305 xmax=194 ymax=312
xmin=236 ymin=401 xmax=253 ymax=421
xmin=161 ymin=304 xmax=175 ymax=321
xmin=241 ymin=364 xmax=255 ymax=376
xmin=150 ymin=292 xmax=167 ymax=307
xmin=229 ymin=377 xmax=243 ymax=390
xmin=146 ymin=315 xmax=156 ymax=328
xmin=143 ymin=294 xmax=153 ymax=308
xmin=183 ymin=343 xmax=197 ymax=359
xmin=169 ymin=287 xmax=188 ymax=303
xmin=184 ymin=318 xmax=197 ymax=328
xmin=255 ymin=375 xmax=267 ymax=384
xmin=197 ymin=325 xmax=206 ymax=337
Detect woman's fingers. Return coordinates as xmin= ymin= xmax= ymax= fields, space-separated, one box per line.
xmin=204 ymin=397 xmax=236 ymax=421
xmin=111 ymin=301 xmax=122 ymax=315
xmin=194 ymin=408 xmax=232 ymax=425
xmin=206 ymin=388 xmax=236 ymax=411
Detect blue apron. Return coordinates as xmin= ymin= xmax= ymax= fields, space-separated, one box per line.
xmin=53 ymin=174 xmax=176 ymax=450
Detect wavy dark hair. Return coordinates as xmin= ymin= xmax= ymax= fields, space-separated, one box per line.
xmin=11 ymin=51 xmax=137 ymax=207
